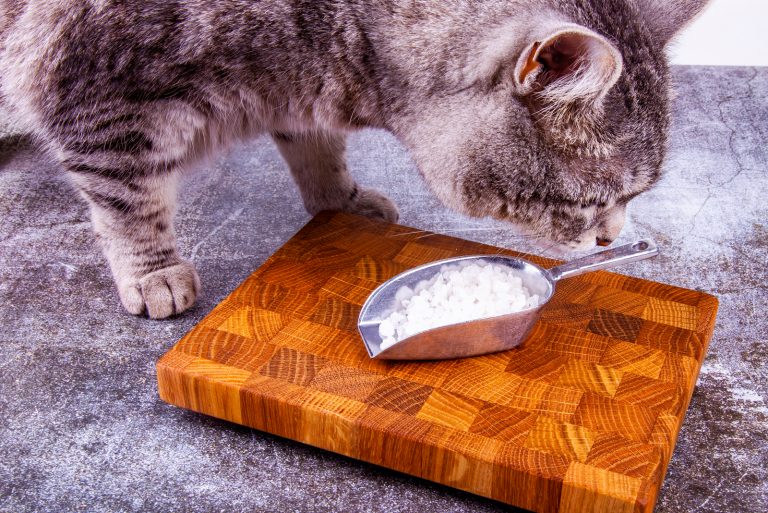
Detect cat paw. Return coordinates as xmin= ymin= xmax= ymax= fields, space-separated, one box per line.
xmin=346 ymin=188 xmax=399 ymax=223
xmin=118 ymin=261 xmax=201 ymax=319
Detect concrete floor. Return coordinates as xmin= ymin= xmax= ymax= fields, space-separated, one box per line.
xmin=0 ymin=66 xmax=766 ymax=513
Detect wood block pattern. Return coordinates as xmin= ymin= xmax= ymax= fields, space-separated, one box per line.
xmin=523 ymin=416 xmax=595 ymax=462
xmin=555 ymin=360 xmax=624 ymax=398
xmin=470 ymin=404 xmax=538 ymax=443
xmin=416 ymin=390 xmax=485 ymax=431
xmin=157 ymin=212 xmax=718 ymax=513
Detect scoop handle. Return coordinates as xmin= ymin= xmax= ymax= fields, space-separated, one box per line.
xmin=546 ymin=240 xmax=659 ymax=282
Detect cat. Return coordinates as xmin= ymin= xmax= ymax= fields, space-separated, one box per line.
xmin=0 ymin=0 xmax=709 ymax=318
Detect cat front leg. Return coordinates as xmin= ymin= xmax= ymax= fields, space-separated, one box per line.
xmin=66 ymin=163 xmax=199 ymax=319
xmin=272 ymin=130 xmax=399 ymax=222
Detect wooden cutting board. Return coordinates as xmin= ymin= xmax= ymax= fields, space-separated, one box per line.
xmin=157 ymin=211 xmax=717 ymax=513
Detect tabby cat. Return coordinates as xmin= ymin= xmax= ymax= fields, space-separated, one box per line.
xmin=0 ymin=0 xmax=709 ymax=318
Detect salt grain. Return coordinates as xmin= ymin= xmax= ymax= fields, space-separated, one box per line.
xmin=378 ymin=261 xmax=540 ymax=350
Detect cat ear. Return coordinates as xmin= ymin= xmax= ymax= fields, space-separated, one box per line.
xmin=514 ymin=26 xmax=623 ymax=103
xmin=633 ymin=0 xmax=712 ymax=43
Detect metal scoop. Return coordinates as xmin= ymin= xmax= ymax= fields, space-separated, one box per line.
xmin=357 ymin=240 xmax=658 ymax=360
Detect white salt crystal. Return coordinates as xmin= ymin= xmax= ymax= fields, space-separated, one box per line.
xmin=380 ymin=336 xmax=398 ymax=350
xmin=379 ymin=319 xmax=395 ymax=338
xmin=395 ymin=285 xmax=414 ymax=305
xmin=377 ymin=261 xmax=540 ymax=349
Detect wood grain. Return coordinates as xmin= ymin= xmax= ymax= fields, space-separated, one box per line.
xmin=157 ymin=211 xmax=718 ymax=513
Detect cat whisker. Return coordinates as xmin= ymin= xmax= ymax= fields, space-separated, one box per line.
xmin=422 ymin=227 xmax=504 ymax=233
xmin=390 ymin=230 xmax=430 ymax=237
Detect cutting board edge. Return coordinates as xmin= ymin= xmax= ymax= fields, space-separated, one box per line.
xmin=157 ymin=349 xmax=674 ymax=513
xmin=156 ymin=356 xmax=574 ymax=513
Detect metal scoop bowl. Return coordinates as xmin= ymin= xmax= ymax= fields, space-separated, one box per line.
xmin=357 ymin=240 xmax=658 ymax=360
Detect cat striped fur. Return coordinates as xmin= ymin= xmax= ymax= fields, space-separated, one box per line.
xmin=0 ymin=0 xmax=709 ymax=317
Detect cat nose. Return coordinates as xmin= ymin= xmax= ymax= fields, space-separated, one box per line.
xmin=596 ymin=237 xmax=613 ymax=247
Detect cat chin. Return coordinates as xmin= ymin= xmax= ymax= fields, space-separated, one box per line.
xmin=491 ymin=221 xmax=598 ymax=258
xmin=527 ymin=237 xmax=599 ymax=258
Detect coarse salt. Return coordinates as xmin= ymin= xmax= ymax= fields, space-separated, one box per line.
xmin=378 ymin=260 xmax=540 ymax=350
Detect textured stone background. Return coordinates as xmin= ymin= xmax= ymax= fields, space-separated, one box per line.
xmin=1 ymin=66 xmax=766 ymax=513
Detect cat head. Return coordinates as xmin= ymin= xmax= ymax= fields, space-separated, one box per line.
xmin=396 ymin=0 xmax=710 ymax=253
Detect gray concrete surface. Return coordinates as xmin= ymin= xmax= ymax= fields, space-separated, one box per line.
xmin=1 ymin=66 xmax=766 ymax=513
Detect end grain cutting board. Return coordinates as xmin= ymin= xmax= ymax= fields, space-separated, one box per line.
xmin=157 ymin=212 xmax=718 ymax=513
